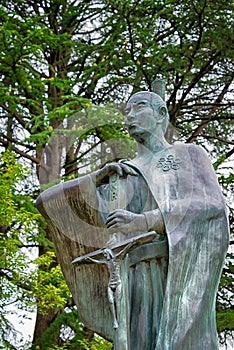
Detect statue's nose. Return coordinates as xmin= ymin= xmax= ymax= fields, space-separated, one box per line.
xmin=125 ymin=110 xmax=135 ymax=124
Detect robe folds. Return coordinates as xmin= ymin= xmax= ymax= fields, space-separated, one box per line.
xmin=36 ymin=143 xmax=229 ymax=350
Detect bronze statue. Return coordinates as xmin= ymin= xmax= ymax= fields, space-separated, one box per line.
xmin=36 ymin=88 xmax=229 ymax=349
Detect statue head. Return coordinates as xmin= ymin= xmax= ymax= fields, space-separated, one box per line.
xmin=125 ymin=91 xmax=169 ymax=135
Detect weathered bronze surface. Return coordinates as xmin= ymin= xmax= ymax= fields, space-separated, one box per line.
xmin=36 ymin=87 xmax=229 ymax=349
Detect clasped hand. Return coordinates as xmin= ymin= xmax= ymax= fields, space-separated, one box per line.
xmin=91 ymin=162 xmax=138 ymax=186
xmin=91 ymin=162 xmax=146 ymax=234
xmin=106 ymin=209 xmax=147 ymax=235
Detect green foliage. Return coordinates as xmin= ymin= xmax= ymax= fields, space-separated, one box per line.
xmin=217 ymin=252 xmax=234 ymax=334
xmin=0 ymin=151 xmax=40 ymax=347
xmin=0 ymin=151 xmax=28 ymax=225
xmin=30 ymin=308 xmax=85 ymax=350
xmin=78 ymin=336 xmax=112 ymax=350
xmin=217 ymin=310 xmax=234 ymax=333
xmin=29 ymin=252 xmax=71 ymax=314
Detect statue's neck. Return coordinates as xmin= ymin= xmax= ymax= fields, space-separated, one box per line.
xmin=136 ymin=135 xmax=170 ymax=157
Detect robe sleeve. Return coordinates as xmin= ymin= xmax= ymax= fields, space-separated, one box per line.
xmin=156 ymin=144 xmax=229 ymax=350
xmin=36 ymin=175 xmax=115 ymax=340
xmin=143 ymin=209 xmax=165 ymax=234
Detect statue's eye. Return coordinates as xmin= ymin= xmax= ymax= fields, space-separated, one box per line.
xmin=137 ymin=104 xmax=143 ymax=108
xmin=124 ymin=101 xmax=148 ymax=114
xmin=135 ymin=102 xmax=148 ymax=110
xmin=124 ymin=107 xmax=130 ymax=115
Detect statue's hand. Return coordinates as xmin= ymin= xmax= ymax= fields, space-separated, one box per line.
xmin=106 ymin=209 xmax=147 ymax=235
xmin=91 ymin=163 xmax=138 ymax=186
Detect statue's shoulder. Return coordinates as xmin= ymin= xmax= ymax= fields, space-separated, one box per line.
xmin=173 ymin=141 xmax=201 ymax=151
xmin=173 ymin=142 xmax=209 ymax=159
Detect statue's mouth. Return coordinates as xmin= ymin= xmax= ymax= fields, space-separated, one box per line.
xmin=128 ymin=123 xmax=137 ymax=129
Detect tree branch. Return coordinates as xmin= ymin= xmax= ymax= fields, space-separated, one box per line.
xmin=0 ymin=269 xmax=32 ymax=292
xmin=0 ymin=138 xmax=40 ymax=164
xmin=200 ymin=134 xmax=234 ymax=145
xmin=0 ymin=133 xmax=35 ymax=150
xmin=213 ymin=148 xmax=234 ymax=169
xmin=186 ymin=78 xmax=234 ymax=143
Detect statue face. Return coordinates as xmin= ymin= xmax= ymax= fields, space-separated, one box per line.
xmin=124 ymin=93 xmax=160 ymax=140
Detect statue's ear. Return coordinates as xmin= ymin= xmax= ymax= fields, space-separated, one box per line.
xmin=159 ymin=106 xmax=167 ymax=117
xmin=157 ymin=106 xmax=166 ymax=124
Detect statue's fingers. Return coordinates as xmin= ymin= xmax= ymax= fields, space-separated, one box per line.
xmin=106 ymin=212 xmax=116 ymax=223
xmin=106 ymin=222 xmax=121 ymax=229
xmin=109 ymin=163 xmax=124 ymax=177
xmin=106 ymin=209 xmax=125 ymax=222
xmin=106 ymin=217 xmax=122 ymax=228
xmin=111 ymin=223 xmax=132 ymax=234
xmin=120 ymin=163 xmax=139 ymax=177
xmin=108 ymin=209 xmax=125 ymax=216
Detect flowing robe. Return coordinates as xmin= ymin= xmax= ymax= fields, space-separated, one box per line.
xmin=96 ymin=164 xmax=168 ymax=349
xmin=36 ymin=143 xmax=229 ymax=349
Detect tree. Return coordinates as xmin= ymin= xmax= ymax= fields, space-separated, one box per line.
xmin=0 ymin=0 xmax=233 ymax=348
xmin=0 ymin=151 xmax=40 ymax=348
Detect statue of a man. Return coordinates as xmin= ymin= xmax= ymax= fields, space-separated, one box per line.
xmin=36 ymin=91 xmax=229 ymax=350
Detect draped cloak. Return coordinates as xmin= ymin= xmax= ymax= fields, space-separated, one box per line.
xmin=36 ymin=143 xmax=229 ymax=350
